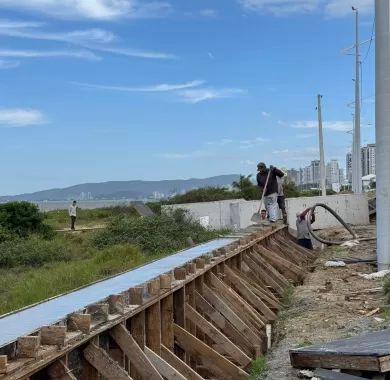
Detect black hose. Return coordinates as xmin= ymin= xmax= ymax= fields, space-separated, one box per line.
xmin=307 ymin=203 xmax=358 ymax=245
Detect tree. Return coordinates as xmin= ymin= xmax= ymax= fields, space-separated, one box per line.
xmin=232 ymin=174 xmax=260 ymax=200
xmin=0 ymin=201 xmax=46 ymax=237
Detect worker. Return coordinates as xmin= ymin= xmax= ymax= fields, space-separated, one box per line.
xmin=256 ymin=162 xmax=285 ymax=223
xmin=296 ymin=208 xmax=315 ymax=250
xmin=68 ymin=200 xmax=77 ymax=231
xmin=277 ymin=176 xmax=288 ymax=224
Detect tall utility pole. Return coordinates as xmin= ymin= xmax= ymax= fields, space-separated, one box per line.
xmin=352 ymin=7 xmax=362 ymax=193
xmin=376 ymin=0 xmax=390 ymax=270
xmin=317 ymin=94 xmax=326 ymax=196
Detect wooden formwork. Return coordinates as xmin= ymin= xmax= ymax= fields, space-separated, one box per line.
xmin=0 ymin=226 xmax=316 ymax=380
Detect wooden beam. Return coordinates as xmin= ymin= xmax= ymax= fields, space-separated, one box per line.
xmin=47 ymin=360 xmax=77 ymax=380
xmin=202 ymin=284 xmax=262 ymax=352
xmin=209 ymin=272 xmax=266 ymax=333
xmin=17 ymin=336 xmax=40 ymax=358
xmin=161 ymin=294 xmax=174 ymax=351
xmin=144 ymin=346 xmax=187 ymax=380
xmin=130 ymin=311 xmax=145 ymax=380
xmin=173 ymin=288 xmax=185 ymax=360
xmin=109 ymin=325 xmax=163 ymax=380
xmin=173 ymin=324 xmax=248 ymax=380
xmin=194 ymin=291 xmax=254 ymax=357
xmin=83 ymin=343 xmax=133 ymax=380
xmin=0 ymin=355 xmax=7 ymax=375
xmin=160 ymin=345 xmax=203 ymax=380
xmin=41 ymin=326 xmax=67 ymax=347
xmin=224 ymin=265 xmax=277 ymax=321
xmin=129 ymin=287 xmax=144 ymax=306
xmin=185 ymin=304 xmax=251 ymax=367
xmin=146 ymin=302 xmax=161 ymax=354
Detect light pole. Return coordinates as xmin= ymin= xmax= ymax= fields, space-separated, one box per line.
xmin=317 ymin=94 xmax=326 ymax=196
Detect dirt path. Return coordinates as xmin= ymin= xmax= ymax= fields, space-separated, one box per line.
xmin=262 ymin=225 xmax=389 ymax=379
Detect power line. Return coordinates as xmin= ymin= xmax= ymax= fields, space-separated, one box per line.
xmin=362 ymin=16 xmax=376 ymax=64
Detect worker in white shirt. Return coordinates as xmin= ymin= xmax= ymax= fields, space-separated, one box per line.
xmin=69 ymin=201 xmax=77 ymax=230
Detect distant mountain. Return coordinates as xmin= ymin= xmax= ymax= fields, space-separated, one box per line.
xmin=0 ymin=175 xmax=240 ymax=202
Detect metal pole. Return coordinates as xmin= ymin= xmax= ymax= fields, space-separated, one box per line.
xmin=317 ymin=94 xmax=326 ymax=196
xmin=353 ymin=7 xmax=362 ymax=193
xmin=376 ymin=0 xmax=390 ymax=270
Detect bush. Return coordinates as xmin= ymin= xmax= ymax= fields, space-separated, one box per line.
xmin=93 ymin=210 xmax=224 ymax=255
xmin=0 ymin=201 xmax=49 ymax=237
xmin=168 ymin=187 xmax=238 ymax=204
xmin=0 ymin=226 xmax=17 ymax=243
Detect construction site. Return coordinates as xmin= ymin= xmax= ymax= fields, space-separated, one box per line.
xmin=1 ymin=1 xmax=390 ymax=380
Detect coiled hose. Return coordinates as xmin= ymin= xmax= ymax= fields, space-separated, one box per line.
xmin=307 ymin=203 xmax=358 ymax=245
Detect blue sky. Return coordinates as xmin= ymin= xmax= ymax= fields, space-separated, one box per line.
xmin=0 ymin=0 xmax=375 ymax=195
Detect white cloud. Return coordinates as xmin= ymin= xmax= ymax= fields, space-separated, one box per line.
xmin=0 ymin=49 xmax=100 ymax=60
xmin=0 ymin=25 xmax=116 ymax=44
xmin=325 ymin=0 xmax=373 ymax=18
xmin=238 ymin=0 xmax=373 ymax=17
xmin=0 ymin=59 xmax=20 ymax=68
xmin=89 ymin=45 xmax=176 ymax=60
xmin=208 ymin=52 xmax=215 ymax=60
xmin=207 ymin=138 xmax=233 ymax=146
xmin=0 ymin=108 xmax=46 ymax=127
xmin=239 ymin=0 xmax=321 ymax=16
xmin=0 ymin=19 xmax=45 ymax=28
xmin=261 ymin=111 xmax=270 ymax=117
xmin=291 ymin=120 xmax=352 ymax=132
xmin=0 ymin=0 xmax=172 ymax=21
xmin=241 ymin=159 xmax=256 ymax=165
xmin=177 ymin=88 xmax=245 ymax=104
xmin=75 ymin=80 xmax=205 ymax=93
xmin=199 ymin=9 xmax=218 ymax=17
xmin=272 ymin=147 xmax=319 ymax=160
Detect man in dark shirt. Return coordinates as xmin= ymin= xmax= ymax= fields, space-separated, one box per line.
xmin=256 ymin=162 xmax=285 ymax=223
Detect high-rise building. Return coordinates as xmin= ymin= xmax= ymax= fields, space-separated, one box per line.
xmin=346 ymin=152 xmax=352 ymax=183
xmin=287 ymin=169 xmax=300 ymax=185
xmin=311 ymin=160 xmax=320 ymax=185
xmin=361 ymin=144 xmax=376 ymax=176
xmin=339 ymin=168 xmax=345 ymax=185
xmin=326 ymin=160 xmax=340 ymax=186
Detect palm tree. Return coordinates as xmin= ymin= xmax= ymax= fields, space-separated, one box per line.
xmin=232 ymin=174 xmax=253 ymax=192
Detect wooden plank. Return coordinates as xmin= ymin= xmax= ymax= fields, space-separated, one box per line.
xmin=173 ymin=324 xmax=248 ymax=380
xmin=185 ymin=304 xmax=251 ymax=367
xmin=146 ymin=302 xmax=161 ymax=354
xmin=161 ymin=294 xmax=174 ymax=351
xmin=314 ymin=368 xmax=368 ymax=379
xmin=209 ymin=272 xmax=266 ymax=332
xmin=224 ymin=265 xmax=277 ymax=321
xmin=83 ymin=343 xmax=133 ymax=380
xmin=160 ymin=274 xmax=172 ymax=290
xmin=129 ymin=287 xmax=144 ymax=306
xmin=110 ymin=325 xmax=163 ymax=380
xmin=173 ymin=288 xmax=185 ymax=360
xmin=160 ymin=345 xmax=203 ymax=380
xmin=130 ymin=311 xmax=145 ymax=379
xmin=202 ymin=284 xmax=261 ymax=351
xmin=194 ymin=291 xmax=254 ymax=357
xmin=289 ymin=352 xmax=380 ymax=372
xmin=144 ymin=346 xmax=186 ymax=380
xmin=47 ymin=360 xmax=77 ymax=380
xmin=0 ymin=356 xmax=7 ymax=375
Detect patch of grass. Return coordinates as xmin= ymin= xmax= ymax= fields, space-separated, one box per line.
xmin=249 ymin=357 xmax=267 ymax=380
xmin=44 ymin=206 xmax=137 ymax=229
xmin=381 ymin=309 xmax=390 ymax=321
xmin=0 ymin=244 xmax=152 ymax=315
xmin=281 ymin=285 xmax=295 ymax=307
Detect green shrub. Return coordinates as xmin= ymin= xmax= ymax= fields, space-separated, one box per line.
xmin=0 ymin=226 xmax=17 ymax=243
xmin=0 ymin=201 xmax=47 ymax=237
xmin=167 ymin=187 xmax=238 ymax=204
xmin=93 ymin=209 xmax=224 ymax=255
xmin=249 ymin=357 xmax=267 ymax=379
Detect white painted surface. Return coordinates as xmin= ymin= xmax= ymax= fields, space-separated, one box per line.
xmin=164 ymin=194 xmax=369 ymax=230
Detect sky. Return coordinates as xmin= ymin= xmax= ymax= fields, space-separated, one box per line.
xmin=0 ymin=0 xmax=376 ymax=195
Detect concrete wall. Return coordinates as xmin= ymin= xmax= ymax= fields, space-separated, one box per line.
xmin=163 ymin=194 xmax=369 ymax=231
xmin=285 ymin=194 xmax=369 ymax=229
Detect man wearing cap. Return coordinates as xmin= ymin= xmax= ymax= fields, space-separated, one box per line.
xmin=296 ymin=208 xmax=315 ymax=249
xmin=256 ymin=162 xmax=285 ymax=223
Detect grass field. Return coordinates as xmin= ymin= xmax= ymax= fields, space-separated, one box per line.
xmin=0 ymin=207 xmax=227 ymax=315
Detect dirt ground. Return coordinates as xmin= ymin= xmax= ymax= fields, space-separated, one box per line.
xmin=262 ymin=224 xmax=389 ymax=380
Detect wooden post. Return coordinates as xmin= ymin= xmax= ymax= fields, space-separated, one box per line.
xmin=174 ymin=267 xmax=186 ymax=281
xmin=108 ymin=294 xmax=125 ymax=314
xmin=0 ymin=356 xmax=7 ymax=375
xmin=130 ymin=311 xmax=145 ymax=380
xmin=147 ymin=278 xmax=161 ymax=298
xmin=129 ymin=287 xmax=144 ymax=306
xmin=68 ymin=314 xmax=91 ymax=334
xmin=160 ymin=294 xmax=174 ymax=351
xmin=87 ymin=303 xmax=109 ymax=322
xmin=17 ymin=336 xmax=40 ymax=358
xmin=146 ymin=302 xmax=161 ymax=354
xmin=41 ymin=326 xmax=66 ymax=347
xmin=173 ymin=287 xmax=185 ymax=360
xmin=159 ymin=274 xmax=172 ymax=290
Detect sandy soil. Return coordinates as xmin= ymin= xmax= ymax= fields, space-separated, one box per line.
xmin=262 ymin=224 xmax=389 ymax=380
